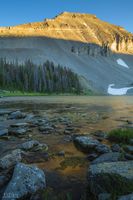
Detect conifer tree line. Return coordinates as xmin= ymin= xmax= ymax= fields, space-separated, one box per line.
xmin=0 ymin=58 xmax=82 ymax=94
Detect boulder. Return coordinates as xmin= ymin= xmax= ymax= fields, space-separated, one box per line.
xmin=39 ymin=125 xmax=54 ymax=133
xmin=0 ymin=129 xmax=8 ymax=136
xmin=57 ymin=151 xmax=65 ymax=157
xmin=74 ymin=136 xmax=100 ymax=152
xmin=98 ymin=193 xmax=111 ymax=200
xmin=8 ymin=111 xmax=26 ymax=120
xmin=87 ymin=153 xmax=98 ymax=161
xmin=95 ymin=144 xmax=111 ymax=154
xmin=111 ymin=144 xmax=121 ymax=152
xmin=10 ymin=123 xmax=29 ymax=128
xmin=92 ymin=152 xmax=122 ymax=164
xmin=25 ymin=114 xmax=35 ymax=121
xmin=0 ymin=110 xmax=12 ymax=115
xmin=124 ymin=146 xmax=133 ymax=155
xmin=93 ymin=130 xmax=107 ymax=139
xmin=125 ymin=153 xmax=133 ymax=160
xmin=118 ymin=193 xmax=133 ymax=200
xmin=2 ymin=163 xmax=46 ymax=200
xmin=0 ymin=149 xmax=22 ymax=170
xmin=130 ymin=139 xmax=133 ymax=145
xmin=87 ymin=161 xmax=133 ymax=198
xmin=19 ymin=140 xmax=48 ymax=151
xmin=9 ymin=128 xmax=28 ymax=136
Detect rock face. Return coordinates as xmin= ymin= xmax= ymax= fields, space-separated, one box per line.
xmin=3 ymin=163 xmax=46 ymax=200
xmin=0 ymin=149 xmax=22 ymax=170
xmin=0 ymin=12 xmax=133 ymax=54
xmin=87 ymin=161 xmax=133 ymax=198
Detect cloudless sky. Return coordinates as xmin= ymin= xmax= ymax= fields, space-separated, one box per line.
xmin=0 ymin=0 xmax=133 ymax=32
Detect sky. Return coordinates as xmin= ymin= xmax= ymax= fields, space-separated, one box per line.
xmin=0 ymin=0 xmax=133 ymax=33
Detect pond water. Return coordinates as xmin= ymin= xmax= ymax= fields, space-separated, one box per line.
xmin=0 ymin=96 xmax=133 ymax=199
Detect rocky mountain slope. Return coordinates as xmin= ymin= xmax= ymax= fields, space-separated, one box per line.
xmin=0 ymin=12 xmax=133 ymax=94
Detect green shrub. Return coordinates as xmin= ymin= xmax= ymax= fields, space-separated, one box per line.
xmin=108 ymin=128 xmax=133 ymax=144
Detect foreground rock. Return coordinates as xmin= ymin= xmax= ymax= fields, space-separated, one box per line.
xmin=0 ymin=149 xmax=22 ymax=170
xmin=3 ymin=163 xmax=46 ymax=200
xmin=19 ymin=140 xmax=48 ymax=151
xmin=92 ymin=152 xmax=122 ymax=164
xmin=87 ymin=161 xmax=133 ymax=198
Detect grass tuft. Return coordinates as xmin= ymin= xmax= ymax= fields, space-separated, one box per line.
xmin=108 ymin=128 xmax=133 ymax=144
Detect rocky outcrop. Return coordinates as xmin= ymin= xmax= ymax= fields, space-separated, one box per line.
xmin=87 ymin=161 xmax=133 ymax=198
xmin=2 ymin=163 xmax=46 ymax=200
xmin=71 ymin=43 xmax=111 ymax=57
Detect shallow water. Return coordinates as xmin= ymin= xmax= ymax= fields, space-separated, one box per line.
xmin=0 ymin=96 xmax=133 ymax=199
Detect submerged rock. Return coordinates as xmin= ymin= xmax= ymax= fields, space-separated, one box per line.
xmin=92 ymin=152 xmax=122 ymax=164
xmin=87 ymin=161 xmax=133 ymax=198
xmin=2 ymin=163 xmax=46 ymax=200
xmin=0 ymin=149 xmax=22 ymax=170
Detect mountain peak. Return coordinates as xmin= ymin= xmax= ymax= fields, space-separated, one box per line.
xmin=0 ymin=12 xmax=133 ymax=54
xmin=57 ymin=11 xmax=97 ymax=18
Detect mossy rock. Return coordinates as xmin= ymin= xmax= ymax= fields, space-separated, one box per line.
xmin=87 ymin=161 xmax=133 ymax=199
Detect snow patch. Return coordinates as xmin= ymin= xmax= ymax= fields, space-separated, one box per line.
xmin=107 ymin=84 xmax=133 ymax=95
xmin=117 ymin=58 xmax=129 ymax=68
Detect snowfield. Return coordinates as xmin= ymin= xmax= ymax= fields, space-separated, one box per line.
xmin=117 ymin=58 xmax=129 ymax=68
xmin=108 ymin=84 xmax=133 ymax=95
